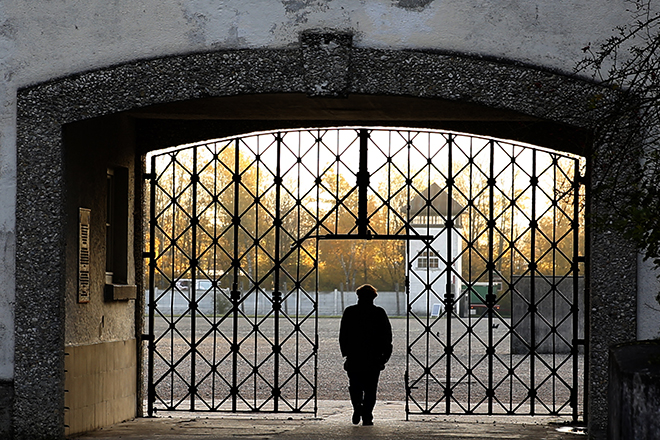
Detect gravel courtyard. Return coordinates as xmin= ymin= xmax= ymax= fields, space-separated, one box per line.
xmin=146 ymin=316 xmax=583 ymax=417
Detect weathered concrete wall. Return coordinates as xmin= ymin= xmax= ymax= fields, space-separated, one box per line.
xmin=1 ymin=0 xmax=631 ymax=87
xmin=511 ymin=276 xmax=584 ymax=355
xmin=61 ymin=115 xmax=140 ymax=436
xmin=63 ymin=115 xmax=137 ymax=346
xmin=637 ymin=256 xmax=660 ymax=340
xmin=64 ymin=340 xmax=137 ymax=436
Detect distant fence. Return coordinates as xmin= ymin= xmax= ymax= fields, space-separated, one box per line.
xmin=147 ymin=289 xmax=407 ymax=317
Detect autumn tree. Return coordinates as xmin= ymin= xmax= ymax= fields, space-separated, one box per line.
xmin=316 ymin=170 xmax=361 ymax=290
xmin=150 ymin=142 xmax=275 ymax=292
xmin=577 ymin=0 xmax=660 ymax=282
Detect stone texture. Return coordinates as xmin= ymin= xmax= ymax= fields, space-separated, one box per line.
xmin=301 ymin=29 xmax=352 ymax=97
xmin=15 ymin=113 xmax=66 ymax=440
xmin=587 ymin=131 xmax=640 ymax=436
xmin=0 ymin=380 xmax=13 ymax=439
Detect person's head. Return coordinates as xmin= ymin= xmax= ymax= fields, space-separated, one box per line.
xmin=356 ymin=284 xmax=378 ymax=302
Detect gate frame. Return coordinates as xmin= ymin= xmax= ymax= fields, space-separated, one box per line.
xmin=146 ymin=133 xmax=324 ymax=415
xmin=15 ymin=32 xmax=636 ymax=438
xmin=144 ymin=127 xmax=586 ymax=418
xmin=399 ymin=135 xmax=584 ymax=420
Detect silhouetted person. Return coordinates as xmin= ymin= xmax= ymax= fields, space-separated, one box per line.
xmin=339 ymin=284 xmax=393 ymax=426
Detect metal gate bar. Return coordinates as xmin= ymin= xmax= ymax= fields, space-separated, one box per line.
xmin=572 ymin=160 xmax=581 ymax=422
xmin=530 ymin=148 xmax=537 ymax=416
xmin=488 ymin=139 xmax=496 ymax=415
xmin=230 ymin=138 xmax=240 ymax=412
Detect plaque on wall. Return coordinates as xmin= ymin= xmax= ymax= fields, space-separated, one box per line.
xmin=78 ymin=208 xmax=91 ymax=303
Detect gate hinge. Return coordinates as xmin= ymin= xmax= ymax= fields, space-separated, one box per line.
xmin=576 ymin=256 xmax=586 ymax=263
xmin=141 ymin=334 xmax=155 ymax=341
xmin=576 ymin=173 xmax=586 ymax=187
xmin=143 ymin=251 xmax=155 ymax=259
xmin=143 ymin=172 xmax=156 ymax=180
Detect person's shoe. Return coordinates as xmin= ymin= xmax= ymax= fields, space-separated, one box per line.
xmin=352 ymin=409 xmax=361 ymax=425
xmin=362 ymin=412 xmax=373 ymax=426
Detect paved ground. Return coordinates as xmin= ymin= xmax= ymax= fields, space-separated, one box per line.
xmin=130 ymin=316 xmax=587 ymax=439
xmin=70 ymin=401 xmax=588 ymax=440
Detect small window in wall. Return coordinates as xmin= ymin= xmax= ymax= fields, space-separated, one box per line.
xmin=417 ymin=250 xmax=439 ymax=269
xmin=105 ymin=169 xmax=115 ymax=284
xmin=105 ymin=166 xmax=135 ymax=300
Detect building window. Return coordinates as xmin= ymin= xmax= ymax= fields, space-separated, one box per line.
xmin=105 ymin=170 xmax=115 ymax=284
xmin=417 ymin=250 xmax=439 ymax=269
xmin=106 ymin=167 xmax=129 ymax=285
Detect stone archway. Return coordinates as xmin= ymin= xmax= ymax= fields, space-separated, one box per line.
xmin=15 ymin=31 xmax=635 ymax=438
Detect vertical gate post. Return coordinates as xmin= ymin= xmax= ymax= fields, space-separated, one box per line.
xmin=572 ymin=161 xmax=582 ymax=422
xmin=231 ymin=138 xmax=241 ymax=412
xmin=358 ymin=129 xmax=370 ymax=238
xmin=273 ymin=132 xmax=283 ymax=412
xmin=146 ymin=155 xmax=157 ymax=417
xmin=487 ymin=139 xmax=496 ymax=414
xmin=529 ymin=149 xmax=538 ymax=416
xmin=190 ymin=145 xmax=198 ymax=411
xmin=444 ymin=134 xmax=455 ymax=414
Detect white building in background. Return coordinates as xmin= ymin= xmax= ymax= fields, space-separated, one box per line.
xmin=407 ymin=183 xmax=464 ymax=316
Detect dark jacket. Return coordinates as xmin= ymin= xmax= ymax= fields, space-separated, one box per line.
xmin=339 ymin=300 xmax=393 ymax=372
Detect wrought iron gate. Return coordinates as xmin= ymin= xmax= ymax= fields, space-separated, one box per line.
xmin=402 ymin=137 xmax=584 ymax=420
xmin=145 ymin=128 xmax=584 ymax=419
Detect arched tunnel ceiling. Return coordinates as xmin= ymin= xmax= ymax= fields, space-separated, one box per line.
xmin=128 ymin=93 xmax=537 ymax=121
xmin=127 ymin=93 xmax=590 ymax=156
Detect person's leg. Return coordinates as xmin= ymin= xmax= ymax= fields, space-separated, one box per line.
xmin=361 ymin=370 xmax=380 ymax=425
xmin=347 ymin=370 xmax=364 ymax=424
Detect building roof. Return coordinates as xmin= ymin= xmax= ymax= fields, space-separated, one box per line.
xmin=408 ymin=183 xmax=465 ymax=227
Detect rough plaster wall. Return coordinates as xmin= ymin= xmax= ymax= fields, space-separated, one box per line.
xmin=0 ymin=0 xmax=16 ymax=382
xmin=3 ymin=0 xmax=632 ymax=86
xmin=0 ymin=0 xmax=653 ymax=384
xmin=63 ymin=117 xmax=137 ymax=347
